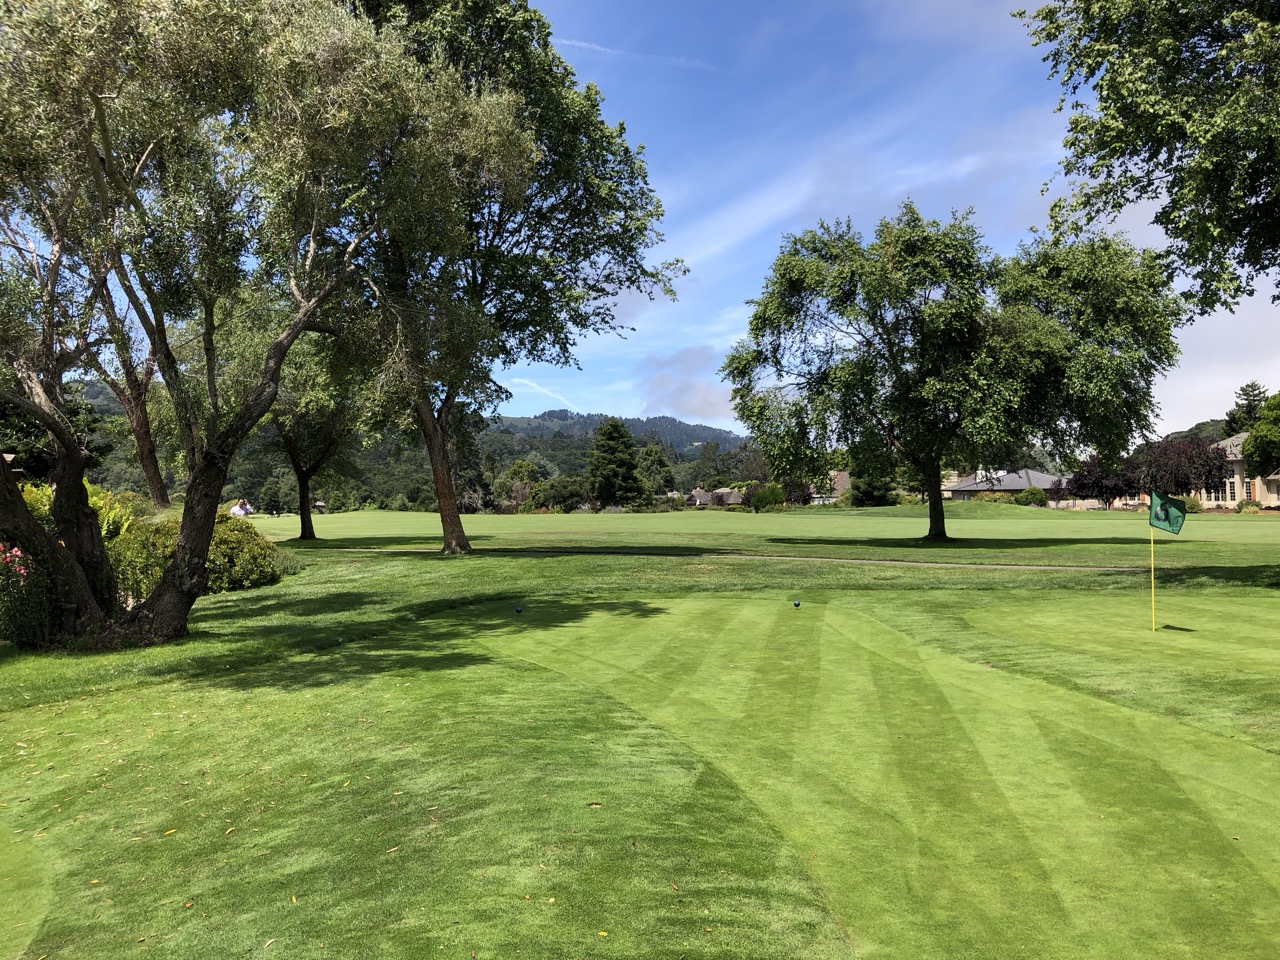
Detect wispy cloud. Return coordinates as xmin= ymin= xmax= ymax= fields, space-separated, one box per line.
xmin=508 ymin=378 xmax=580 ymax=412
xmin=557 ymin=37 xmax=721 ymax=72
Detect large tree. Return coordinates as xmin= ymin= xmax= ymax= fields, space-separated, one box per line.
xmin=1 ymin=0 xmax=496 ymax=641
xmin=1242 ymin=392 xmax=1280 ymax=481
xmin=363 ymin=0 xmax=679 ymax=553
xmin=587 ymin=417 xmax=647 ymax=508
xmin=1133 ymin=436 xmax=1229 ymax=499
xmin=724 ymin=204 xmax=1184 ymax=539
xmin=1224 ymin=380 xmax=1269 ymax=436
xmin=1022 ymin=2 xmax=1280 ymax=307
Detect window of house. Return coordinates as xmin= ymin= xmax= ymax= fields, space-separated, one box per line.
xmin=1245 ymin=480 xmax=1254 ymax=501
xmin=1229 ymin=480 xmax=1237 ymax=501
xmin=1213 ymin=488 xmax=1222 ymax=502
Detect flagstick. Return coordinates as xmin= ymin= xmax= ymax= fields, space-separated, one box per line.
xmin=1150 ymin=522 xmax=1156 ymax=632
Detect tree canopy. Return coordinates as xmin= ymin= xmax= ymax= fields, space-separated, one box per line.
xmin=723 ymin=203 xmax=1185 ymax=539
xmin=1243 ymin=392 xmax=1280 ymax=481
xmin=0 ymin=0 xmax=508 ymax=642
xmin=1021 ymin=1 xmax=1280 ymax=307
xmin=359 ymin=0 xmax=679 ymax=553
xmin=587 ymin=417 xmax=647 ymax=508
xmin=1224 ymin=380 xmax=1270 ymax=436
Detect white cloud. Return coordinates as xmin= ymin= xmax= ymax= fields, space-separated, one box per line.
xmin=507 ymin=378 xmax=581 ymax=412
xmin=636 ymin=345 xmax=735 ymax=423
xmin=556 ymin=37 xmax=721 ymax=72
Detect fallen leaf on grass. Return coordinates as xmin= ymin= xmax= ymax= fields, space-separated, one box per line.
xmin=264 ymin=938 xmax=275 ymax=948
xmin=291 ymin=896 xmax=297 ymax=903
xmin=670 ymin=883 xmax=679 ymax=891
xmin=597 ymin=931 xmax=608 ymax=937
xmin=386 ymin=846 xmax=400 ymax=854
xmin=164 ymin=829 xmax=177 ymax=836
xmin=225 ymin=827 xmax=235 ymax=835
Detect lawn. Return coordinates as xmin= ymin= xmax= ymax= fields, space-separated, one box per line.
xmin=3 ymin=505 xmax=1278 ymax=958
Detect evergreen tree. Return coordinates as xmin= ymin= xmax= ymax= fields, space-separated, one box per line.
xmin=637 ymin=444 xmax=676 ymax=495
xmin=1224 ymin=381 xmax=1269 ymax=436
xmin=587 ymin=418 xmax=647 ymax=507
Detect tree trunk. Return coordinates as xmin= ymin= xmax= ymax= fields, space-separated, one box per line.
xmin=414 ymin=400 xmax=472 ymax=554
xmin=296 ymin=471 xmax=316 ymax=541
xmin=129 ymin=403 xmax=171 ymax=510
xmin=49 ymin=445 xmax=118 ymax=615
xmin=130 ymin=453 xmax=229 ymax=641
xmin=0 ymin=455 xmax=104 ymax=645
xmin=924 ymin=462 xmax=949 ymax=540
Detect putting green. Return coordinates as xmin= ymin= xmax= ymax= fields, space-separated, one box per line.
xmin=480 ymin=592 xmax=1280 ymax=959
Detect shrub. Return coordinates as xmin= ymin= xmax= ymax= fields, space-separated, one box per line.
xmin=1237 ymin=501 xmax=1262 ymax=515
xmin=894 ymin=491 xmax=921 ymax=506
xmin=749 ymin=482 xmax=787 ymax=511
xmin=108 ymin=514 xmax=282 ymax=605
xmin=1015 ymin=486 xmax=1049 ymax=507
xmin=108 ymin=519 xmax=177 ymax=606
xmin=206 ymin=515 xmax=282 ymax=592
xmin=19 ymin=483 xmax=56 ymax=535
xmin=1184 ymin=494 xmax=1203 ymax=514
xmin=0 ymin=542 xmax=53 ymax=649
xmin=973 ymin=491 xmax=1017 ymax=505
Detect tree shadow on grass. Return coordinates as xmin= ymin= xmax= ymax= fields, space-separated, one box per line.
xmin=765 ymin=535 xmax=1185 ymax=552
xmin=150 ymin=591 xmax=666 ymax=692
xmin=282 ymin=534 xmax=498 ymax=550
xmin=1121 ymin=564 xmax=1280 ymax=589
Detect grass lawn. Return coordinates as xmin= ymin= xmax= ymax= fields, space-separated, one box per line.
xmin=3 ymin=505 xmax=1278 ymax=957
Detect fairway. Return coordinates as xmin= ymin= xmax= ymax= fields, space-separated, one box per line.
xmin=481 ymin=591 xmax=1280 ymax=957
xmin=3 ymin=507 xmax=1278 ymax=958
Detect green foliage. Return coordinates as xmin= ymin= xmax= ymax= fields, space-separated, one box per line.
xmin=1224 ymin=381 xmax=1269 ymax=436
xmin=1184 ymin=495 xmax=1204 ymax=514
xmin=1022 ymin=2 xmax=1280 ymax=307
xmin=848 ymin=475 xmax=898 ymax=508
xmin=1235 ymin=500 xmax=1263 ymax=515
xmin=725 ymin=203 xmax=1182 ymax=539
xmin=0 ymin=542 xmax=52 ymax=649
xmin=529 ymin=474 xmax=590 ymax=513
xmin=586 ymin=417 xmax=648 ymax=508
xmin=108 ymin=515 xmax=281 ymax=604
xmin=637 ymin=444 xmax=676 ymax=495
xmin=1242 ymin=393 xmax=1280 ymax=479
xmin=973 ymin=491 xmax=1018 ymax=505
xmin=748 ymin=482 xmax=787 ymax=511
xmin=1014 ymin=486 xmax=1049 ymax=507
xmin=18 ymin=484 xmax=55 ymax=535
xmin=107 ymin=521 xmax=177 ymax=607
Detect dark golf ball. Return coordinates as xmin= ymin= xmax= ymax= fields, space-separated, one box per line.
xmin=793 ymin=600 xmax=800 ymax=608
xmin=515 ymin=606 xmax=523 ymax=614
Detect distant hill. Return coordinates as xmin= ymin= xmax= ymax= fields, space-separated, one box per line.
xmin=490 ymin=410 xmax=745 ymax=456
xmin=1163 ymin=419 xmax=1227 ymax=444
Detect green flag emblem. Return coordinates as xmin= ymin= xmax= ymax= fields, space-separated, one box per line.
xmin=1149 ymin=491 xmax=1186 ymax=535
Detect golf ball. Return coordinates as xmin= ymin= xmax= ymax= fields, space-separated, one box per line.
xmin=515 ymin=606 xmax=523 ymax=614
xmin=793 ymin=600 xmax=800 ymax=608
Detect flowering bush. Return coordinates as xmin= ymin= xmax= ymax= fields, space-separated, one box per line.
xmin=0 ymin=542 xmax=51 ymax=648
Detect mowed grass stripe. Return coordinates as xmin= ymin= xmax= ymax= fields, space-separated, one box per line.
xmin=481 ymin=591 xmax=1280 ymax=959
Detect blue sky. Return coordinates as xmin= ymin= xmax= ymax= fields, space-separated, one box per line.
xmin=495 ymin=0 xmax=1279 ymax=437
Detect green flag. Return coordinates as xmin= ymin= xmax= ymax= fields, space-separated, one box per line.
xmin=1149 ymin=491 xmax=1186 ymax=535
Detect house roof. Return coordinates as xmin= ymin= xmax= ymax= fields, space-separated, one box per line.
xmin=945 ymin=468 xmax=1065 ymax=493
xmin=1213 ymin=432 xmax=1249 ymax=461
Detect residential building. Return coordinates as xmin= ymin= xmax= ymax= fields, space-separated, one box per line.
xmin=1196 ymin=433 xmax=1279 ymax=509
